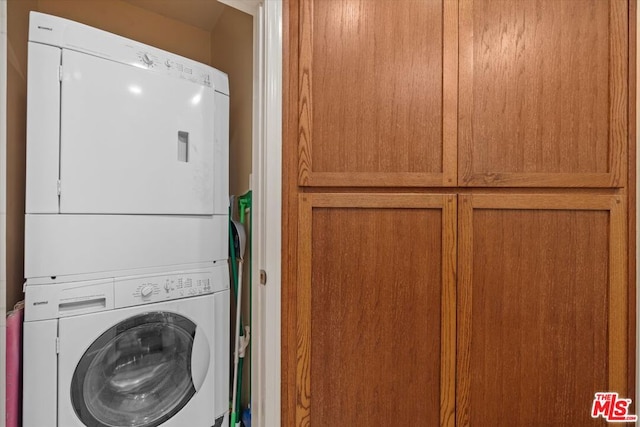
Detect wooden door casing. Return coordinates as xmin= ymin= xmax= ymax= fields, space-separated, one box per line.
xmin=296 ymin=0 xmax=458 ymax=187
xmin=296 ymin=194 xmax=456 ymax=426
xmin=457 ymin=194 xmax=628 ymax=426
xmin=459 ymin=0 xmax=628 ymax=187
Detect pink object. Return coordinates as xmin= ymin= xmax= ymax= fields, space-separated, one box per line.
xmin=6 ymin=302 xmax=24 ymax=427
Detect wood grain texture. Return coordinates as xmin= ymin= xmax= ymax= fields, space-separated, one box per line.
xmin=442 ymin=0 xmax=459 ymax=187
xmin=457 ymin=194 xmax=628 ymax=427
xmin=609 ymin=0 xmax=628 ymax=188
xmin=296 ymin=194 xmax=456 ymax=426
xmin=607 ymin=196 xmax=628 ymax=394
xmin=456 ymin=196 xmax=474 ymax=427
xmin=297 ymin=0 xmax=313 ymax=185
xmin=285 ymin=1 xmax=634 ymax=425
xmin=440 ymin=195 xmax=457 ymax=427
xmin=459 ymin=0 xmax=628 ymax=187
xmin=626 ymin=0 xmax=636 ymax=405
xmin=283 ymin=1 xmax=299 ymax=424
xmin=296 ymin=196 xmax=312 ymax=427
xmin=298 ymin=0 xmax=455 ymax=187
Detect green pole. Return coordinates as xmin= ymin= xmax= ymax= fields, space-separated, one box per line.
xmin=236 ymin=191 xmax=252 ymax=422
xmin=228 ymin=209 xmax=239 ymax=427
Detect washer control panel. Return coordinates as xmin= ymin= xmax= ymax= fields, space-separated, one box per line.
xmin=115 ymin=269 xmax=216 ymax=308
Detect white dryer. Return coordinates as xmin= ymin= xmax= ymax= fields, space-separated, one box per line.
xmin=23 ymin=265 xmax=229 ymax=427
xmin=24 ymin=12 xmax=229 ymax=283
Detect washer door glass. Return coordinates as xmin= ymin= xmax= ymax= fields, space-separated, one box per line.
xmin=71 ymin=312 xmax=197 ymax=427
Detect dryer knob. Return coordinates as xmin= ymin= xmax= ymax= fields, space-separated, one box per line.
xmin=141 ymin=285 xmax=153 ymax=298
xmin=142 ymin=53 xmax=154 ymax=66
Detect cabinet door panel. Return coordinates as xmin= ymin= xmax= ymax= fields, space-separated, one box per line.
xmin=296 ymin=0 xmax=458 ymax=187
xmin=459 ymin=0 xmax=627 ymax=187
xmin=457 ymin=194 xmax=628 ymax=426
xmin=296 ymin=194 xmax=456 ymax=426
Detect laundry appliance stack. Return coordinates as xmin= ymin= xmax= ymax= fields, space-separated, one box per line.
xmin=22 ymin=12 xmax=230 ymax=427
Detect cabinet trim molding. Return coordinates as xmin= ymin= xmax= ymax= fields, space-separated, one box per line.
xmin=297 ymin=0 xmax=458 ymax=187
xmin=296 ymin=193 xmax=457 ymax=426
xmin=456 ymin=193 xmax=628 ymax=426
xmin=458 ymin=0 xmax=628 ymax=188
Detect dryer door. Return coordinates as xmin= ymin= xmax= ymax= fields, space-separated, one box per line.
xmin=69 ymin=312 xmax=209 ymax=427
xmin=59 ymin=49 xmax=216 ymax=215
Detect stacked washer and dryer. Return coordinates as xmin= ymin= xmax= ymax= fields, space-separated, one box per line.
xmin=22 ymin=12 xmax=230 ymax=427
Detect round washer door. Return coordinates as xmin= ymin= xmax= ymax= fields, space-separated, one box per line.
xmin=70 ymin=311 xmax=207 ymax=427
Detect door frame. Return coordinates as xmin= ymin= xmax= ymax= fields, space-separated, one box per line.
xmin=256 ymin=2 xmax=283 ymax=426
xmin=218 ymin=1 xmax=283 ymax=426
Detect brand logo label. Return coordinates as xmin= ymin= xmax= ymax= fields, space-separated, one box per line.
xmin=37 ymin=26 xmax=53 ymax=31
xmin=33 ymin=301 xmax=48 ymax=306
xmin=591 ymin=392 xmax=637 ymax=423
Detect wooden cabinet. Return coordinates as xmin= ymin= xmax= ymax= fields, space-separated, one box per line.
xmin=295 ymin=194 xmax=456 ymax=426
xmin=284 ymin=0 xmax=634 ymax=426
xmin=457 ymin=194 xmax=628 ymax=426
xmin=294 ymin=0 xmax=628 ymax=188
xmin=296 ymin=0 xmax=458 ymax=187
xmin=459 ymin=0 xmax=628 ymax=187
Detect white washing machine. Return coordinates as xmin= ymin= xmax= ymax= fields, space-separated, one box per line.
xmin=23 ymin=265 xmax=229 ymax=427
xmin=23 ymin=12 xmax=231 ymax=427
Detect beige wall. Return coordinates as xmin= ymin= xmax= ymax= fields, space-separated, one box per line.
xmin=6 ymin=0 xmax=37 ymax=312
xmin=211 ymin=6 xmax=253 ymax=198
xmin=1 ymin=0 xmax=7 ymax=417
xmin=6 ymin=0 xmax=213 ymax=310
xmin=38 ymin=0 xmax=212 ymax=64
xmin=210 ymin=6 xmax=253 ymax=408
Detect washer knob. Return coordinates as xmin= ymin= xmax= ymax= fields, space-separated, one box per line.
xmin=141 ymin=285 xmax=153 ymax=297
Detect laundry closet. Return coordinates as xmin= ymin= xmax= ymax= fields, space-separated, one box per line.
xmin=6 ymin=0 xmax=255 ymax=423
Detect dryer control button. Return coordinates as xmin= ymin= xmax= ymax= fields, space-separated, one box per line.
xmin=141 ymin=285 xmax=153 ymax=298
xmin=142 ymin=53 xmax=154 ymax=66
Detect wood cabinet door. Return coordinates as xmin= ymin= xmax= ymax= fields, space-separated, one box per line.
xmin=296 ymin=194 xmax=456 ymax=426
xmin=457 ymin=194 xmax=628 ymax=426
xmin=459 ymin=0 xmax=628 ymax=187
xmin=294 ymin=0 xmax=458 ymax=187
